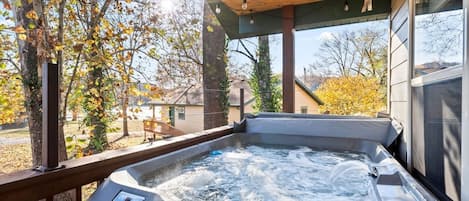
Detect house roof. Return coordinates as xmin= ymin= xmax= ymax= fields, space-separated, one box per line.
xmin=149 ymin=77 xmax=323 ymax=106
xmin=294 ymin=78 xmax=324 ymax=105
xmin=149 ymin=79 xmax=254 ymax=106
xmin=414 ymin=62 xmax=461 ymax=76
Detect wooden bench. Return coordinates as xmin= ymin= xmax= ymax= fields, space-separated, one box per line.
xmin=143 ymin=119 xmax=185 ymax=141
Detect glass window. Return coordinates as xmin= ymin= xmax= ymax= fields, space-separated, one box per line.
xmin=176 ymin=106 xmax=185 ymax=120
xmin=414 ymin=0 xmax=463 ymax=77
xmin=412 ymin=1 xmax=463 ymax=199
xmin=300 ymin=106 xmax=308 ymax=114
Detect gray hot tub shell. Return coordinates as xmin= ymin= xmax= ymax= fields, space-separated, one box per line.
xmin=89 ymin=114 xmax=436 ymax=201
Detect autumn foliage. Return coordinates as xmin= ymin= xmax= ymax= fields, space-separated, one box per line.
xmin=0 ymin=71 xmax=24 ymax=124
xmin=316 ymin=76 xmax=386 ymax=116
xmin=0 ymin=0 xmax=191 ymax=160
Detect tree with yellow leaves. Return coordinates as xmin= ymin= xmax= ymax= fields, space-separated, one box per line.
xmin=0 ymin=15 xmax=24 ymax=125
xmin=313 ymin=28 xmax=388 ymax=116
xmin=0 ymin=71 xmax=24 ymax=125
xmin=315 ymin=76 xmax=386 ymax=116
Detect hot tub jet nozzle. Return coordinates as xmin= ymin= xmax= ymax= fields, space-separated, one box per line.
xmin=368 ymin=167 xmax=379 ymax=178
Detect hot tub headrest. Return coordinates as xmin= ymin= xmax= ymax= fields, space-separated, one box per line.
xmin=244 ymin=113 xmax=401 ymax=147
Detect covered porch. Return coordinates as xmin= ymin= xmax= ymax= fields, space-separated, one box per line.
xmin=210 ymin=0 xmax=390 ymax=113
xmin=0 ymin=0 xmax=468 ymax=200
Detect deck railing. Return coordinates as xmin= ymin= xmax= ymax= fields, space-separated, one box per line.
xmin=0 ymin=126 xmax=233 ymax=201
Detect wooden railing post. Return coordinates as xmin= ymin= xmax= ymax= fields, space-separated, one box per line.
xmin=37 ymin=63 xmax=63 ymax=172
xmin=75 ymin=186 xmax=82 ymax=201
xmin=240 ymin=88 xmax=245 ymax=120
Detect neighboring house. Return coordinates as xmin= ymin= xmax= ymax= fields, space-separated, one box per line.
xmin=149 ymin=78 xmax=323 ymax=133
xmin=414 ymin=61 xmax=461 ymax=77
xmin=297 ymin=73 xmax=329 ymax=91
xmin=294 ymin=78 xmax=324 ymax=114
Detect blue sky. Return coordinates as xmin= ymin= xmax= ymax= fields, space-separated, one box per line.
xmin=414 ymin=10 xmax=464 ymax=66
xmin=228 ymin=20 xmax=389 ymax=76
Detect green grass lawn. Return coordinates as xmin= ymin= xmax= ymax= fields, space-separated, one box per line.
xmin=0 ymin=128 xmax=30 ymax=138
xmin=0 ymin=120 xmax=144 ymax=138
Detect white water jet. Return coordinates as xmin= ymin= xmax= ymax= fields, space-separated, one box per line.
xmin=329 ymin=160 xmax=371 ymax=184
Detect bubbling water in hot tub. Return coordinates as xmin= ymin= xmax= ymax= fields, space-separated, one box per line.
xmin=140 ymin=145 xmax=376 ymax=201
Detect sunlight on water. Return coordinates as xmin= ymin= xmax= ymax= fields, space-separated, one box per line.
xmin=141 ymin=145 xmax=375 ymax=201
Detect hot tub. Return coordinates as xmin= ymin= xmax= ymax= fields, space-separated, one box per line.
xmin=89 ymin=114 xmax=437 ymax=201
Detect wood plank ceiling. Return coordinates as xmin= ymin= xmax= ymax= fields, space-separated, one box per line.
xmin=221 ymin=0 xmax=322 ymax=15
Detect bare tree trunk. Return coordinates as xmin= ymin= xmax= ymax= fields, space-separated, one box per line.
xmin=122 ymin=83 xmax=129 ymax=136
xmin=121 ymin=56 xmax=133 ymax=137
xmin=202 ymin=0 xmax=229 ymax=130
xmin=15 ymin=0 xmax=42 ymax=167
xmin=72 ymin=111 xmax=78 ymax=121
xmin=57 ymin=0 xmax=68 ymax=162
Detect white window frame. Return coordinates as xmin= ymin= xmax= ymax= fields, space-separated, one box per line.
xmin=300 ymin=106 xmax=308 ymax=114
xmin=461 ymin=1 xmax=469 ymax=200
xmin=176 ymin=106 xmax=185 ymax=120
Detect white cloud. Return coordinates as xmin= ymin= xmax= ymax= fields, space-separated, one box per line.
xmin=318 ymin=31 xmax=334 ymax=41
xmin=160 ymin=0 xmax=175 ymax=13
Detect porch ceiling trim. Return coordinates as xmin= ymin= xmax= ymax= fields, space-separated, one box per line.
xmin=209 ymin=0 xmax=391 ymax=39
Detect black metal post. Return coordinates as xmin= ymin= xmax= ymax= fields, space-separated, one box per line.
xmin=37 ymin=63 xmax=63 ymax=172
xmin=240 ymin=88 xmax=244 ymax=120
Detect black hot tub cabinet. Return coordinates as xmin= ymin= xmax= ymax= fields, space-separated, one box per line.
xmin=89 ymin=113 xmax=437 ymax=201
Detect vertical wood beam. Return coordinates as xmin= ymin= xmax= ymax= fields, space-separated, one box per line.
xmin=40 ymin=63 xmax=60 ymax=171
xmin=282 ymin=6 xmax=295 ymax=113
xmin=240 ymin=88 xmax=244 ymax=120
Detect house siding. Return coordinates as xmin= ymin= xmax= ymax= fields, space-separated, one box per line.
xmin=160 ymin=105 xmax=256 ymax=133
xmin=159 ymin=105 xmax=204 ymax=133
xmin=174 ymin=106 xmax=204 ymax=133
xmin=159 ymin=83 xmax=321 ymax=133
xmin=294 ymin=84 xmax=320 ymax=114
xmin=389 ymin=0 xmax=410 ymax=164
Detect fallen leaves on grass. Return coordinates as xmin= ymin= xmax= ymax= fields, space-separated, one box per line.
xmin=82 ymin=182 xmax=98 ymax=200
xmin=0 ymin=133 xmax=146 ymax=199
xmin=108 ymin=135 xmax=146 ymax=150
xmin=0 ymin=143 xmax=32 ymax=175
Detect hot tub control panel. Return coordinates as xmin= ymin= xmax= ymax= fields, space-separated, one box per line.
xmin=113 ymin=191 xmax=145 ymax=201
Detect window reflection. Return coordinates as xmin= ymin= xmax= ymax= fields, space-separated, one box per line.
xmin=414 ymin=0 xmax=463 ymax=77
